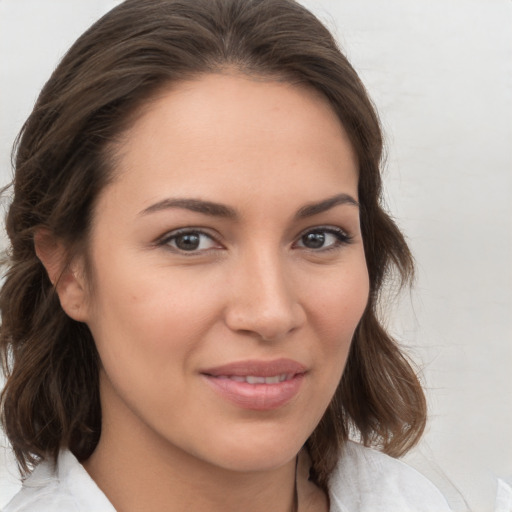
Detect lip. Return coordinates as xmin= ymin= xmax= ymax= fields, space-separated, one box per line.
xmin=200 ymin=358 xmax=307 ymax=411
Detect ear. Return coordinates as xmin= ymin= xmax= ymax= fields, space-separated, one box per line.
xmin=34 ymin=228 xmax=89 ymax=322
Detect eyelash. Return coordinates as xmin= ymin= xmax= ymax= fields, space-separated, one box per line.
xmin=157 ymin=228 xmax=221 ymax=254
xmin=294 ymin=226 xmax=353 ymax=252
xmin=157 ymin=226 xmax=353 ymax=254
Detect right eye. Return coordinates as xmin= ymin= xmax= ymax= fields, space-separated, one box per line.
xmin=160 ymin=229 xmax=220 ymax=253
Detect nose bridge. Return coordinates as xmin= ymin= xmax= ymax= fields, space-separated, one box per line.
xmin=225 ymin=244 xmax=304 ymax=340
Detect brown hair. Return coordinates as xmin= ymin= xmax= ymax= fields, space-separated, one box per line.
xmin=0 ymin=0 xmax=425 ymax=487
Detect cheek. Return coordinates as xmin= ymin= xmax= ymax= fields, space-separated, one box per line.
xmin=84 ymin=253 xmax=226 ymax=383
xmin=84 ymin=269 xmax=225 ymax=424
xmin=295 ymin=259 xmax=369 ymax=434
xmin=307 ymin=260 xmax=369 ymax=399
xmin=310 ymin=259 xmax=369 ymax=346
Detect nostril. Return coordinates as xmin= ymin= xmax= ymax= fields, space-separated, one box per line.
xmin=224 ymin=300 xmax=306 ymax=342
xmin=223 ymin=258 xmax=306 ymax=339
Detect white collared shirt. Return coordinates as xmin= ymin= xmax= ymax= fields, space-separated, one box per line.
xmin=3 ymin=441 xmax=452 ymax=512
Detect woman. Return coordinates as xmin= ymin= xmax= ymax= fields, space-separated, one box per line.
xmin=0 ymin=0 xmax=451 ymax=510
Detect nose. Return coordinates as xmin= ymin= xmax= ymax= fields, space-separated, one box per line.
xmin=224 ymin=250 xmax=306 ymax=341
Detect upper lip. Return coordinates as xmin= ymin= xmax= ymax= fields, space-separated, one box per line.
xmin=200 ymin=358 xmax=307 ymax=377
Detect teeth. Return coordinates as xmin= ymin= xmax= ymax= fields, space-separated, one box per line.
xmin=246 ymin=376 xmax=266 ymax=384
xmin=213 ymin=374 xmax=293 ymax=384
xmin=221 ymin=374 xmax=290 ymax=384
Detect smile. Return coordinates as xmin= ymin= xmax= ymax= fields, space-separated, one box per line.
xmin=214 ymin=374 xmax=293 ymax=384
xmin=201 ymin=359 xmax=306 ymax=410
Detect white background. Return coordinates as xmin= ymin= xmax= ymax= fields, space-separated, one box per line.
xmin=1 ymin=1 xmax=511 ymax=511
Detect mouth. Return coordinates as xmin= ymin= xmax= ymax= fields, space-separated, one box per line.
xmin=213 ymin=374 xmax=294 ymax=384
xmin=200 ymin=359 xmax=307 ymax=410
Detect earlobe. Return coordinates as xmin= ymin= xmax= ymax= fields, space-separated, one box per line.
xmin=34 ymin=229 xmax=89 ymax=322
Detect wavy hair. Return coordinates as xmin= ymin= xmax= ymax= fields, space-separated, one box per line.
xmin=0 ymin=0 xmax=425 ymax=488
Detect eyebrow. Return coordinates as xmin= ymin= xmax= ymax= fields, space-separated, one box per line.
xmin=140 ymin=198 xmax=237 ymax=218
xmin=294 ymin=193 xmax=359 ymax=219
xmin=139 ymin=193 xmax=359 ymax=219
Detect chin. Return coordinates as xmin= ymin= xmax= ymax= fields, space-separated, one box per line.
xmin=193 ymin=424 xmax=309 ymax=473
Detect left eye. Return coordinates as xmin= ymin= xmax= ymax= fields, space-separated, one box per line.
xmin=295 ymin=228 xmax=350 ymax=250
xmin=162 ymin=230 xmax=218 ymax=252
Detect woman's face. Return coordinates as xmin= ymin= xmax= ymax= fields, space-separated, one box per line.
xmin=80 ymin=74 xmax=369 ymax=472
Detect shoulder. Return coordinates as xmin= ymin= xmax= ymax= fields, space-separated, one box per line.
xmin=328 ymin=441 xmax=452 ymax=512
xmin=2 ymin=451 xmax=115 ymax=512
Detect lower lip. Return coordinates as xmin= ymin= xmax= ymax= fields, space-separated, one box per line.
xmin=202 ymin=374 xmax=305 ymax=410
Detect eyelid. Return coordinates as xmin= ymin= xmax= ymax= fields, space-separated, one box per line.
xmin=293 ymin=225 xmax=353 ymax=250
xmin=154 ymin=225 xmax=353 ymax=254
xmin=156 ymin=227 xmax=224 ymax=253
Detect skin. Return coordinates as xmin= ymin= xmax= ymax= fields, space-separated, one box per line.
xmin=45 ymin=73 xmax=369 ymax=512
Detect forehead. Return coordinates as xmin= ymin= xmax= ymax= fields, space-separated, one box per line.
xmin=102 ymin=73 xmax=359 ymax=216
